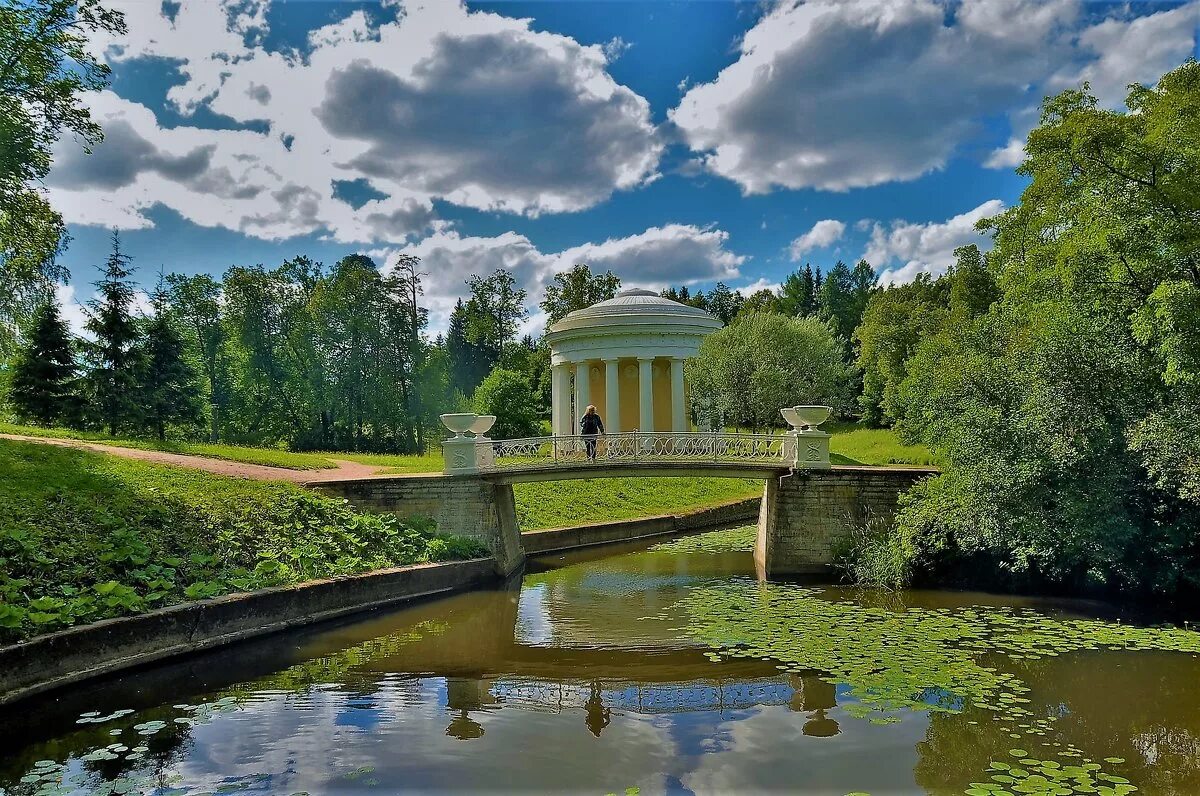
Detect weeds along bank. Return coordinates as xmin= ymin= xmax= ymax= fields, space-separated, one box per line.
xmin=0 ymin=440 xmax=486 ymax=643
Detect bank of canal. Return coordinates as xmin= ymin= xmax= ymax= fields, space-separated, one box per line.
xmin=3 ymin=524 xmax=1200 ymax=794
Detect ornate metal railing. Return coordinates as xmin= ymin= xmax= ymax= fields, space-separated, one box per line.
xmin=483 ymin=432 xmax=791 ymax=470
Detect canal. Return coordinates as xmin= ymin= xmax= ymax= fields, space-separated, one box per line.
xmin=3 ymin=524 xmax=1200 ymax=794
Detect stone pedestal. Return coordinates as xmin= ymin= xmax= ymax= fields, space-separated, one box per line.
xmin=442 ymin=437 xmax=479 ymax=475
xmin=783 ymin=429 xmax=831 ymax=469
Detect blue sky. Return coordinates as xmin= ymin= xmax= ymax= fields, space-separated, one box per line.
xmin=48 ymin=0 xmax=1198 ymax=332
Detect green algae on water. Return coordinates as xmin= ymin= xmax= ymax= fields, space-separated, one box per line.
xmin=648 ymin=582 xmax=1200 ymax=795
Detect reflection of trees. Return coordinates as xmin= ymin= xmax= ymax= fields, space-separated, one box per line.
xmin=915 ymin=653 xmax=1200 ymax=793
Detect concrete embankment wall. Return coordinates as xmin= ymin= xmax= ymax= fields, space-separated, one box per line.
xmin=0 ymin=558 xmax=497 ymax=708
xmin=755 ymin=467 xmax=936 ymax=575
xmin=523 ymin=496 xmax=760 ymax=555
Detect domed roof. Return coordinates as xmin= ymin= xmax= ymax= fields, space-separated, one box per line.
xmin=548 ymin=288 xmax=719 ymax=334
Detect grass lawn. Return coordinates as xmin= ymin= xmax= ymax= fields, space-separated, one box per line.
xmin=0 ymin=439 xmax=486 ymax=643
xmin=514 ymin=476 xmax=762 ymax=530
xmin=0 ymin=422 xmax=444 ymax=472
xmin=825 ymin=422 xmax=942 ymax=467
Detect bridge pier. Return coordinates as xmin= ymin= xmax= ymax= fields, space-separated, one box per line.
xmin=754 ymin=468 xmax=933 ymax=576
xmin=312 ymin=475 xmax=526 ymax=577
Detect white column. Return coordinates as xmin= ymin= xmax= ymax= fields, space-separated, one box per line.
xmin=551 ymin=364 xmax=570 ymax=436
xmin=670 ymin=357 xmax=686 ymax=432
xmin=638 ymin=357 xmax=654 ymax=432
xmin=574 ymin=360 xmax=590 ymax=433
xmin=604 ymin=358 xmax=621 ymax=433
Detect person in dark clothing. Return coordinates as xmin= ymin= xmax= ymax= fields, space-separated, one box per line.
xmin=580 ymin=404 xmax=604 ymax=461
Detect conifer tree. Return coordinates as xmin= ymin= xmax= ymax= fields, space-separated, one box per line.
xmin=9 ymin=298 xmax=76 ymax=424
xmin=140 ymin=282 xmax=202 ymax=440
xmin=84 ymin=232 xmax=142 ymax=435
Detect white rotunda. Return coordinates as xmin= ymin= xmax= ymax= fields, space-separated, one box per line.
xmin=544 ymin=289 xmax=723 ymax=436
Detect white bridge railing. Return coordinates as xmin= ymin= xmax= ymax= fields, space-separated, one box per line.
xmin=443 ymin=429 xmax=831 ymax=475
xmin=487 ymin=432 xmax=788 ymax=469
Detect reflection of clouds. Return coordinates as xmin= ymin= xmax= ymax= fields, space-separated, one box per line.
xmin=516 ymin=582 xmax=554 ymax=646
xmin=680 ymin=703 xmax=928 ymax=795
xmin=165 ymin=677 xmax=679 ymax=794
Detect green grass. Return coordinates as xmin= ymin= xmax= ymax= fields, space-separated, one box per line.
xmin=0 ymin=439 xmax=486 ymax=642
xmin=826 ymin=423 xmax=942 ymax=467
xmin=0 ymin=422 xmax=444 ymax=472
xmin=514 ymin=476 xmax=762 ymax=530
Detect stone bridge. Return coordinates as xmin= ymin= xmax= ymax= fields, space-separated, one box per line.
xmin=311 ymin=444 xmax=936 ymax=578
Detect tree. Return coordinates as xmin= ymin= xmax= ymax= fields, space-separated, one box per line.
xmin=0 ymin=0 xmax=126 ymax=352
xmin=463 ymin=269 xmax=526 ymax=373
xmin=540 ymin=263 xmax=621 ymax=326
xmin=817 ymin=260 xmax=857 ymax=345
xmin=876 ymin=63 xmax=1200 ymax=598
xmin=779 ymin=264 xmax=818 ymax=317
xmin=446 ymin=298 xmax=489 ymax=396
xmin=473 ymin=367 xmax=540 ymax=439
xmin=8 ymin=296 xmax=75 ymax=423
xmin=166 ymin=273 xmax=228 ymax=442
xmin=739 ymin=288 xmax=780 ymax=316
xmin=84 ymin=232 xmax=142 ymax=435
xmin=685 ymin=312 xmax=854 ymax=430
xmin=853 ymin=273 xmax=950 ymax=425
xmin=140 ymin=285 xmax=202 ymax=440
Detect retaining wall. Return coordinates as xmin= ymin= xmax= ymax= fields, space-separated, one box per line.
xmin=755 ymin=467 xmax=936 ymax=575
xmin=523 ymin=495 xmax=760 ymax=555
xmin=0 ymin=558 xmax=496 ymax=708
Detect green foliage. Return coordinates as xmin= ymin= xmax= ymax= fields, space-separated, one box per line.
xmin=83 ymin=232 xmax=142 ymax=435
xmin=473 ymin=367 xmax=540 ymax=439
xmin=0 ymin=0 xmax=125 ymax=351
xmin=686 ymin=311 xmax=855 ymax=429
xmin=539 ymin=263 xmax=621 ymax=326
xmin=513 ymin=477 xmax=761 ymax=530
xmin=8 ymin=297 xmax=76 ymax=424
xmin=140 ymin=290 xmax=202 ymax=440
xmin=861 ymin=64 xmax=1200 ymax=599
xmin=0 ymin=439 xmax=485 ymax=642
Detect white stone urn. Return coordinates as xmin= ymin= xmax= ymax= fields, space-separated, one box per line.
xmin=782 ymin=405 xmax=831 ymax=431
xmin=469 ymin=415 xmax=497 ymax=437
xmin=440 ymin=413 xmax=477 ymax=438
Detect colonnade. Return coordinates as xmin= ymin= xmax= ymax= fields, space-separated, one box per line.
xmin=550 ymin=356 xmax=687 ymax=436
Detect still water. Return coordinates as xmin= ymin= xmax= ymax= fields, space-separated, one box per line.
xmin=3 ymin=525 xmax=1200 ymax=795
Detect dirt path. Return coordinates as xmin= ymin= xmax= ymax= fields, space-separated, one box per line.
xmin=0 ymin=433 xmax=404 ymax=483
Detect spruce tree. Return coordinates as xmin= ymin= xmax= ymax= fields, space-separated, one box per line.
xmin=9 ymin=298 xmax=76 ymax=424
xmin=140 ymin=284 xmax=202 ymax=440
xmin=85 ymin=232 xmax=143 ymax=435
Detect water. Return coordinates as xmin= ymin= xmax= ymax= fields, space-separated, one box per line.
xmin=3 ymin=526 xmax=1200 ymax=795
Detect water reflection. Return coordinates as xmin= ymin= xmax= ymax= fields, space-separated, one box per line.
xmin=2 ymin=527 xmax=1200 ymax=795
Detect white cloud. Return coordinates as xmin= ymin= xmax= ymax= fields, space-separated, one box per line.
xmin=671 ymin=0 xmax=1197 ymax=192
xmin=740 ymin=277 xmax=780 ymax=295
xmin=53 ymin=0 xmax=661 ymax=241
xmin=864 ymin=199 xmax=1004 ymax=285
xmin=788 ymin=219 xmax=845 ymax=259
xmin=984 ymin=138 xmax=1026 ymax=170
xmin=382 ymin=223 xmax=745 ymax=333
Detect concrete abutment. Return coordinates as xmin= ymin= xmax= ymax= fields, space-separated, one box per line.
xmin=755 ymin=468 xmax=935 ymax=576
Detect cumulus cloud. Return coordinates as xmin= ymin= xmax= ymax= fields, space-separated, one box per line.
xmin=984 ymin=138 xmax=1026 ymax=170
xmin=381 ymin=223 xmax=745 ymax=333
xmin=53 ymin=0 xmax=661 ymax=240
xmin=671 ymin=0 xmax=1197 ymax=191
xmin=864 ymin=199 xmax=1004 ymax=285
xmin=788 ymin=219 xmax=845 ymax=259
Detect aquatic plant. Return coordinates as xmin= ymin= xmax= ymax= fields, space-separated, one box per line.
xmin=649 ymin=582 xmax=1200 ymax=794
xmin=649 ymin=525 xmax=758 ymax=554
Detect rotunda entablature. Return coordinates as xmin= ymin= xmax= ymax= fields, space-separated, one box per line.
xmin=544 ymin=289 xmax=722 ymax=365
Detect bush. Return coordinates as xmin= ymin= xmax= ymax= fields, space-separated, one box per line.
xmin=0 ymin=440 xmax=487 ymax=642
xmin=686 ymin=312 xmax=854 ymax=429
xmin=473 ymin=367 xmax=539 ymax=439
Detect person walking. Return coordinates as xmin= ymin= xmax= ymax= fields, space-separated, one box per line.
xmin=580 ymin=404 xmax=604 ymax=462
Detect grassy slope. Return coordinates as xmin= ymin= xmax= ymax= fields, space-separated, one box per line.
xmin=0 ymin=439 xmax=485 ymax=642
xmin=828 ymin=424 xmax=941 ymax=467
xmin=0 ymin=422 xmax=443 ymax=472
xmin=514 ymin=477 xmax=762 ymax=530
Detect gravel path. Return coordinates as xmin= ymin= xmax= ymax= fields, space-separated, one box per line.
xmin=0 ymin=433 xmax=408 ymax=483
